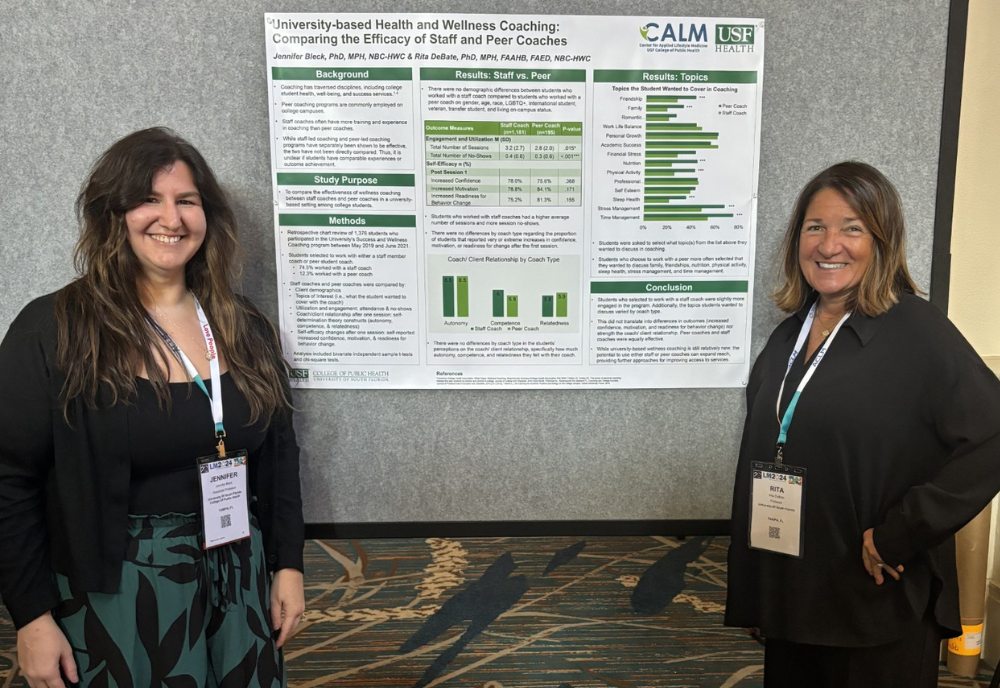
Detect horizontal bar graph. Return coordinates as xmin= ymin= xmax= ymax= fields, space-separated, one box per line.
xmin=642 ymin=95 xmax=732 ymax=223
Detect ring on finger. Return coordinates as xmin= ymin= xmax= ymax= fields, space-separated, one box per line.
xmin=877 ymin=563 xmax=884 ymax=569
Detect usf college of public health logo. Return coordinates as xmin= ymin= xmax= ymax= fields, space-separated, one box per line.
xmin=715 ymin=24 xmax=756 ymax=52
xmin=289 ymin=368 xmax=309 ymax=380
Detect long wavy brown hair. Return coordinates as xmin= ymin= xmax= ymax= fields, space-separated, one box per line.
xmin=772 ymin=161 xmax=923 ymax=317
xmin=55 ymin=127 xmax=289 ymax=422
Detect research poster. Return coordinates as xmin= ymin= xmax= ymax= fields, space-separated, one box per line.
xmin=265 ymin=13 xmax=764 ymax=388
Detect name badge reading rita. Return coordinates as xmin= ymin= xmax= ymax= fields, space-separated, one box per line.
xmin=197 ymin=450 xmax=251 ymax=549
xmin=749 ymin=461 xmax=806 ymax=558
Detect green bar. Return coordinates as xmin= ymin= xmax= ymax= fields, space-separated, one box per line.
xmin=279 ymin=214 xmax=415 ymax=227
xmin=645 ymin=187 xmax=695 ymax=194
xmin=647 ymin=132 xmax=718 ymax=139
xmin=645 ymin=178 xmax=699 ymax=184
xmin=642 ymin=123 xmax=702 ymax=130
xmin=645 ymin=107 xmax=686 ymax=114
xmin=647 ymin=150 xmax=714 ymax=157
xmin=272 ymin=67 xmax=411 ymax=80
xmin=590 ymin=281 xmax=748 ymax=294
xmin=644 ymin=169 xmax=697 ymax=176
xmin=556 ymin=292 xmax=568 ymax=318
xmin=420 ymin=68 xmax=586 ymax=82
xmin=493 ymin=290 xmax=505 ymax=318
xmin=649 ymin=131 xmax=714 ymax=137
xmin=648 ymin=95 xmax=697 ymax=101
xmin=646 ymin=159 xmax=699 ymax=166
xmin=457 ymin=276 xmax=469 ymax=317
xmin=643 ymin=195 xmax=687 ymax=201
xmin=595 ymin=70 xmax=758 ymax=83
xmin=646 ymin=141 xmax=718 ymax=148
xmin=639 ymin=205 xmax=727 ymax=210
xmin=277 ymin=173 xmax=415 ymax=187
xmin=442 ymin=276 xmax=455 ymax=318
xmin=644 ymin=214 xmax=734 ymax=221
xmin=506 ymin=295 xmax=519 ymax=318
xmin=542 ymin=295 xmax=554 ymax=318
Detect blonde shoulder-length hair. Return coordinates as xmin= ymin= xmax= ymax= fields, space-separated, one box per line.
xmin=772 ymin=161 xmax=922 ymax=317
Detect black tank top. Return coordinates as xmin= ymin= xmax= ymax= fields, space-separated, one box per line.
xmin=128 ymin=373 xmax=269 ymax=514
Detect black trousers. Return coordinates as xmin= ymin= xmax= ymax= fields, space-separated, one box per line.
xmin=763 ymin=616 xmax=942 ymax=688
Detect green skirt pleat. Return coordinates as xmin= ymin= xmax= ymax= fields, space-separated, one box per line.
xmin=54 ymin=513 xmax=284 ymax=688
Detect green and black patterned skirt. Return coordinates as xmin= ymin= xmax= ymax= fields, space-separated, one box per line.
xmin=54 ymin=513 xmax=284 ymax=688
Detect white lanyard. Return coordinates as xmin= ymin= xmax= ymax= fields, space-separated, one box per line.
xmin=146 ymin=294 xmax=225 ymax=446
xmin=774 ymin=302 xmax=850 ymax=454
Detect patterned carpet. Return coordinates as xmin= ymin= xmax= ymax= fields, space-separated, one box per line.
xmin=1 ymin=535 xmax=995 ymax=687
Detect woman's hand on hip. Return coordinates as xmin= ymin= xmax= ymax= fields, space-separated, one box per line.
xmin=862 ymin=527 xmax=904 ymax=584
xmin=16 ymin=611 xmax=78 ymax=688
xmin=271 ymin=568 xmax=305 ymax=648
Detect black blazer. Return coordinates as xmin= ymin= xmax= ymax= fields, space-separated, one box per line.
xmin=725 ymin=293 xmax=1000 ymax=646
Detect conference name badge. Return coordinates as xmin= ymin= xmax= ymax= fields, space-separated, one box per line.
xmin=749 ymin=461 xmax=806 ymax=558
xmin=197 ymin=450 xmax=251 ymax=549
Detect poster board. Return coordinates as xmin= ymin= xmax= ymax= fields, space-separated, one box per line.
xmin=0 ymin=1 xmax=954 ymax=526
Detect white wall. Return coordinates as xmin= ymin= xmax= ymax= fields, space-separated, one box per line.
xmin=948 ymin=0 xmax=1000 ymax=668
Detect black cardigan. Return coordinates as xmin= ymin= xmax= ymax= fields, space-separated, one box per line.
xmin=725 ymin=293 xmax=1000 ymax=646
xmin=0 ymin=293 xmax=304 ymax=629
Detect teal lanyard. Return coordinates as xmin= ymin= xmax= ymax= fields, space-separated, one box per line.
xmin=146 ymin=294 xmax=226 ymax=450
xmin=774 ymin=302 xmax=850 ymax=463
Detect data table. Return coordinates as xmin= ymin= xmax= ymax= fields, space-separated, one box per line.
xmin=425 ymin=121 xmax=583 ymax=207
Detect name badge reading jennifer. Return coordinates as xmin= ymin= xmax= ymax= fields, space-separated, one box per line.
xmin=197 ymin=450 xmax=250 ymax=549
xmin=749 ymin=461 xmax=806 ymax=558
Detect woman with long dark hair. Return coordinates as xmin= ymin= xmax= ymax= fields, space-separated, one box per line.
xmin=0 ymin=127 xmax=304 ymax=688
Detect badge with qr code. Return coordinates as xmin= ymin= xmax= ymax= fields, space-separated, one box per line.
xmin=197 ymin=449 xmax=251 ymax=549
xmin=749 ymin=461 xmax=806 ymax=558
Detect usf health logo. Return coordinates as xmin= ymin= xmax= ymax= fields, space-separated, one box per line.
xmin=716 ymin=24 xmax=755 ymax=52
xmin=289 ymin=368 xmax=309 ymax=380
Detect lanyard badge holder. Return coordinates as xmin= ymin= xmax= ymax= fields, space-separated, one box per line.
xmin=748 ymin=303 xmax=850 ymax=558
xmin=148 ymin=294 xmax=251 ymax=550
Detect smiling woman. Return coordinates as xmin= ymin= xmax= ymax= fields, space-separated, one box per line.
xmin=125 ymin=161 xmax=207 ymax=282
xmin=0 ymin=128 xmax=305 ymax=688
xmin=797 ymin=188 xmax=874 ymax=314
xmin=724 ymin=162 xmax=1000 ymax=688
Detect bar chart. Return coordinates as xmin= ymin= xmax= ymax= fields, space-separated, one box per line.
xmin=590 ymin=70 xmax=759 ymax=279
xmin=427 ymin=255 xmax=580 ymax=333
xmin=541 ymin=293 xmax=569 ymax=318
xmin=643 ymin=95 xmax=733 ymax=224
xmin=442 ymin=275 xmax=470 ymax=318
